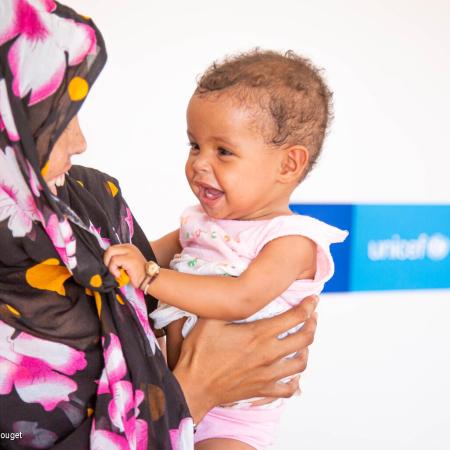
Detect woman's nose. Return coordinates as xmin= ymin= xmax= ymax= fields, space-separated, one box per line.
xmin=69 ymin=116 xmax=87 ymax=155
xmin=73 ymin=132 xmax=87 ymax=155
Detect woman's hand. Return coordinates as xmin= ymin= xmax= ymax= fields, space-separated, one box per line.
xmin=172 ymin=295 xmax=318 ymax=424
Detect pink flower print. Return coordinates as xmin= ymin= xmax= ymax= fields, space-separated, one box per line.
xmin=97 ymin=368 xmax=110 ymax=395
xmin=1 ymin=0 xmax=97 ymax=106
xmin=103 ymin=333 xmax=127 ymax=385
xmin=108 ymin=380 xmax=134 ymax=432
xmin=124 ymin=207 xmax=134 ymax=240
xmin=0 ymin=320 xmax=87 ymax=411
xmin=0 ymin=358 xmax=16 ymax=394
xmin=134 ymin=417 xmax=149 ymax=450
xmin=27 ymin=160 xmax=42 ymax=197
xmin=13 ymin=331 xmax=86 ymax=375
xmin=14 ymin=358 xmax=78 ymax=411
xmin=45 ymin=213 xmax=77 ymax=270
xmin=107 ymin=382 xmax=148 ymax=450
xmin=0 ymin=146 xmax=40 ymax=237
xmin=0 ymin=79 xmax=20 ymax=141
xmin=108 ymin=380 xmax=146 ymax=442
xmin=120 ymin=285 xmax=157 ymax=355
xmin=96 ymin=334 xmax=149 ymax=450
xmin=170 ymin=417 xmax=195 ymax=450
xmin=88 ymin=221 xmax=110 ymax=250
xmin=91 ymin=427 xmax=129 ymax=450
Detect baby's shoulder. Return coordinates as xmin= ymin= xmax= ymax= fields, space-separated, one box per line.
xmin=249 ymin=213 xmax=348 ymax=253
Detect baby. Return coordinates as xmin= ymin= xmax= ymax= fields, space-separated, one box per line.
xmin=104 ymin=49 xmax=348 ymax=450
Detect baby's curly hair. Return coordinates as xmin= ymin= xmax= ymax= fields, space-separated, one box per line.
xmin=195 ymin=49 xmax=333 ymax=174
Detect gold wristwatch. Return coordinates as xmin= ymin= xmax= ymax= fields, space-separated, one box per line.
xmin=140 ymin=260 xmax=160 ymax=294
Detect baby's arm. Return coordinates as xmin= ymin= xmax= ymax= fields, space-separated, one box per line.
xmin=150 ymin=229 xmax=181 ymax=268
xmin=104 ymin=235 xmax=316 ymax=321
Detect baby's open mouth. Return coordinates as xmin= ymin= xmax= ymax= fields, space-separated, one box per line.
xmin=195 ymin=182 xmax=224 ymax=205
xmin=202 ymin=186 xmax=223 ymax=200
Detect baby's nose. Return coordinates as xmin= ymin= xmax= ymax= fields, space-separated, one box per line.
xmin=192 ymin=154 xmax=212 ymax=172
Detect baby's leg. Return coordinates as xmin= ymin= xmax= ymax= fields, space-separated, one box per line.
xmin=166 ymin=317 xmax=187 ymax=370
xmin=195 ymin=438 xmax=255 ymax=450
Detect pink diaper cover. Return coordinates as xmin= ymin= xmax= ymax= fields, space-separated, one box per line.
xmin=194 ymin=401 xmax=286 ymax=450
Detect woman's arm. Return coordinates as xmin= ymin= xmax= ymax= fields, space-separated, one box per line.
xmin=104 ymin=235 xmax=316 ymax=320
xmin=150 ymin=229 xmax=181 ymax=268
xmin=172 ymin=295 xmax=318 ymax=423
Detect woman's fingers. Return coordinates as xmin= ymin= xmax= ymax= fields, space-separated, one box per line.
xmin=256 ymin=350 xmax=309 ymax=388
xmin=175 ymin=306 xmax=319 ymax=417
xmin=267 ymin=313 xmax=318 ymax=361
xmin=264 ymin=375 xmax=301 ymax=399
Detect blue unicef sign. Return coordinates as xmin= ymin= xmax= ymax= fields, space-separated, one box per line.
xmin=290 ymin=204 xmax=450 ymax=292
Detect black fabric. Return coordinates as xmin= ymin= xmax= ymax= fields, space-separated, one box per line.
xmin=0 ymin=1 xmax=191 ymax=448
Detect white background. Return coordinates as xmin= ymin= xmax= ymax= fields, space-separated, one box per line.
xmin=68 ymin=1 xmax=450 ymax=448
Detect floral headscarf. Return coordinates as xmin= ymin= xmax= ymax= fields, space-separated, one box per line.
xmin=0 ymin=1 xmax=192 ymax=449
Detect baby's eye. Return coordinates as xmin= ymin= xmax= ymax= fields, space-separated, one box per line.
xmin=188 ymin=142 xmax=200 ymax=153
xmin=218 ymin=147 xmax=233 ymax=157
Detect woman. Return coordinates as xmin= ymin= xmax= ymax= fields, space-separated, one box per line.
xmin=0 ymin=1 xmax=317 ymax=449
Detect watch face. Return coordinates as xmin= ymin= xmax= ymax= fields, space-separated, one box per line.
xmin=146 ymin=261 xmax=160 ymax=277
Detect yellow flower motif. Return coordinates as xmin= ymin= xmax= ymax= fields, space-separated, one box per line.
xmin=116 ymin=294 xmax=125 ymax=305
xmin=90 ymin=274 xmax=102 ymax=288
xmin=94 ymin=291 xmax=102 ymax=317
xmin=25 ymin=258 xmax=71 ymax=296
xmin=68 ymin=77 xmax=89 ymax=101
xmin=106 ymin=181 xmax=119 ymax=197
xmin=41 ymin=161 xmax=49 ymax=177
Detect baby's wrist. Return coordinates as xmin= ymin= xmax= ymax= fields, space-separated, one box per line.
xmin=139 ymin=260 xmax=161 ymax=294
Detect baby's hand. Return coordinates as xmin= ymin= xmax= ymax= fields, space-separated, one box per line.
xmin=103 ymin=244 xmax=147 ymax=289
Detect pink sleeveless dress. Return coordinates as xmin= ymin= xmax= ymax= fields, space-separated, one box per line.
xmin=151 ymin=205 xmax=348 ymax=449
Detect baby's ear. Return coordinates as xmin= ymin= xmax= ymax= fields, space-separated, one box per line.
xmin=278 ymin=145 xmax=309 ymax=183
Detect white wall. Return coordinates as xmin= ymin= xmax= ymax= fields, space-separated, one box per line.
xmin=68 ymin=1 xmax=450 ymax=448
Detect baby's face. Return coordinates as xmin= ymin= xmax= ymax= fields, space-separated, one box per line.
xmin=185 ymin=93 xmax=285 ymax=220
